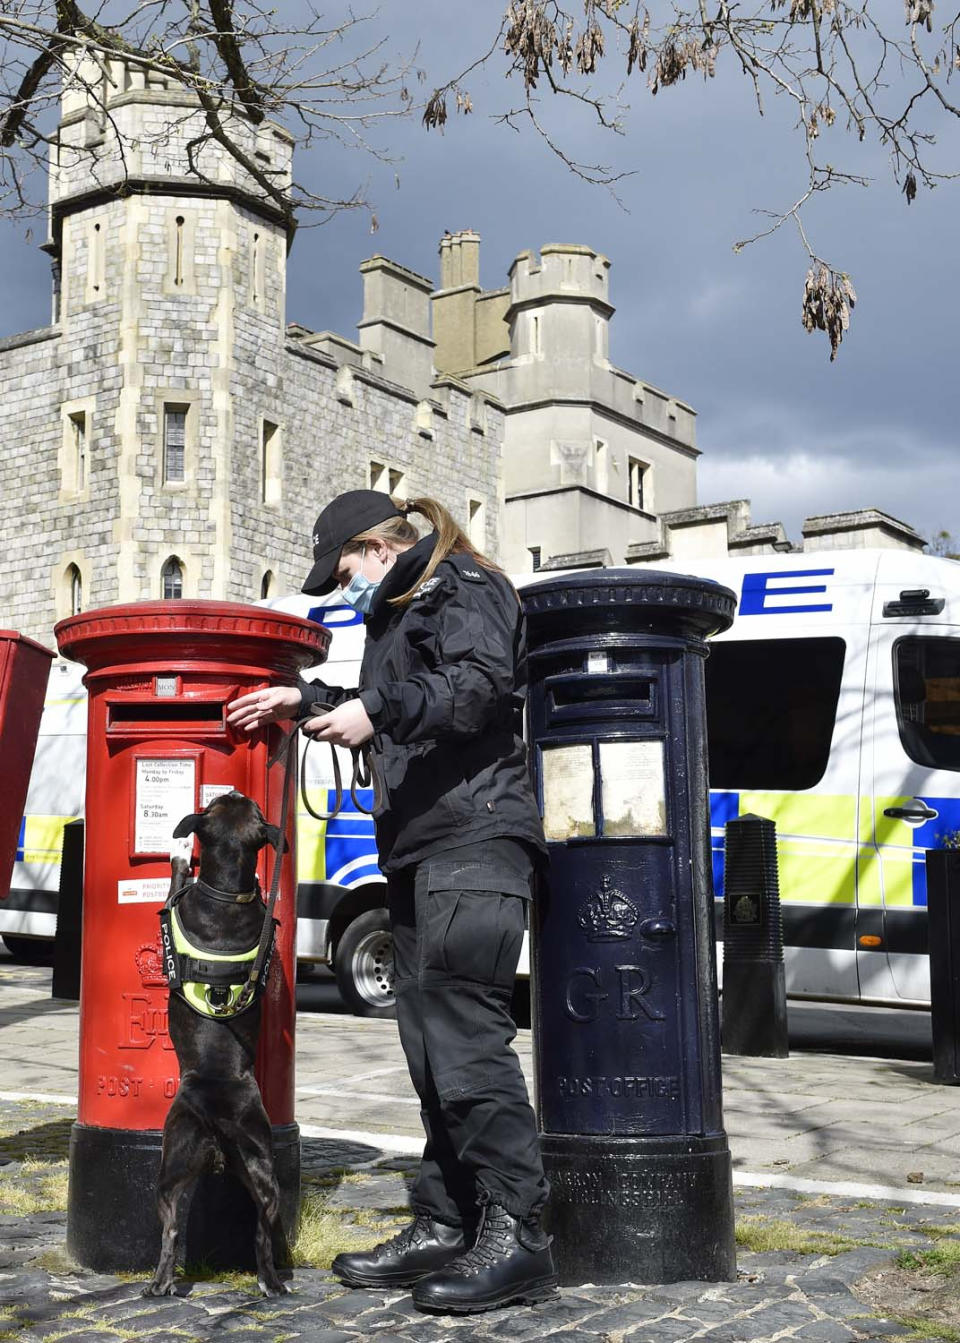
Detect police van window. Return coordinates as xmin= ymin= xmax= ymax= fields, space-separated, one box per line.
xmin=895 ymin=637 xmax=960 ymax=772
xmin=705 ymin=637 xmax=845 ymax=790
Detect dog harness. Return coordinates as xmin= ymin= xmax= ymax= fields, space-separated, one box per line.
xmin=159 ymin=887 xmax=276 ymax=1019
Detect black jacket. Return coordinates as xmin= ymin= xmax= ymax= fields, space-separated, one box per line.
xmin=298 ymin=535 xmax=547 ymax=872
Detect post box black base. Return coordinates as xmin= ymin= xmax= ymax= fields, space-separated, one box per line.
xmin=541 ymin=1132 xmax=736 ymax=1285
xmin=66 ymin=1122 xmax=300 ymax=1272
xmin=51 ymin=819 xmax=83 ymax=1002
xmin=928 ymin=850 xmax=960 ymax=1086
xmin=722 ymin=960 xmax=789 ymax=1058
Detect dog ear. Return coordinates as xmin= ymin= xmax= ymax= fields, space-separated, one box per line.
xmin=172 ymin=813 xmax=202 ymax=838
xmin=262 ymin=824 xmax=289 ymax=854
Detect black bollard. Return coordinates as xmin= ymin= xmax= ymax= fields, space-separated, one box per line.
xmin=721 ymin=814 xmax=788 ymax=1058
xmin=52 ymin=819 xmax=84 ymax=1002
xmin=927 ymin=848 xmax=960 ymax=1086
xmin=522 ymin=568 xmax=738 ymax=1286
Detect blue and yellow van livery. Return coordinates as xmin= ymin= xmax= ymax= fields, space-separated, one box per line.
xmin=5 ymin=549 xmax=959 ymax=1012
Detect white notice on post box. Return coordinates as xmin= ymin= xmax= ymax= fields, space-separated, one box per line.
xmin=599 ymin=740 xmax=667 ymax=837
xmin=201 ymin=783 xmax=237 ymax=808
xmin=134 ymin=758 xmax=196 ymax=853
xmin=541 ymin=744 xmax=595 ymax=841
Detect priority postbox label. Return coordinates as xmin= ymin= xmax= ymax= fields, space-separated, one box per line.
xmin=117 ymin=878 xmax=170 ymax=904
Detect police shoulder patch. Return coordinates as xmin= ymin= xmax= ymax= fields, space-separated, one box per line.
xmin=446 ymin=553 xmax=486 ymax=582
xmin=414 ymin=576 xmax=443 ymax=600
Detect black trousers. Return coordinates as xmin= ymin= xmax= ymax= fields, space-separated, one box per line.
xmin=388 ymin=845 xmax=548 ymax=1225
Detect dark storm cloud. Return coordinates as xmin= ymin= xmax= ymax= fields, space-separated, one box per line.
xmin=1 ymin=2 xmax=956 ymax=545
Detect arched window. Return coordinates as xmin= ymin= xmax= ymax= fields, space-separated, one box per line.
xmin=260 ymin=570 xmax=274 ymax=600
xmin=161 ymin=556 xmax=183 ymax=600
xmin=67 ymin=564 xmax=82 ymax=616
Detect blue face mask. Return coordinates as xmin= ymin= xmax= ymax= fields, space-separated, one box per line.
xmin=339 ymin=547 xmax=386 ymax=614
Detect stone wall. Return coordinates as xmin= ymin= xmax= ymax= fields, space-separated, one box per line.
xmin=279 ymin=346 xmax=504 ymax=582
xmin=0 ymin=188 xmax=504 ymax=645
xmin=0 ymin=328 xmax=62 ymax=639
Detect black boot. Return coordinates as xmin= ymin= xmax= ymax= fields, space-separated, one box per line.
xmin=331 ymin=1214 xmax=466 ymax=1287
xmin=411 ymin=1201 xmax=557 ymax=1314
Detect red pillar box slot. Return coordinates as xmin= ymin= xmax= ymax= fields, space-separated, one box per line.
xmin=54 ymin=601 xmax=329 ymax=1272
xmin=0 ymin=631 xmax=56 ymax=902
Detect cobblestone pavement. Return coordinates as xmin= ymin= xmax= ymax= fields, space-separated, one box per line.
xmin=3 ymin=961 xmax=960 ymax=1339
xmin=2 ymin=1095 xmax=957 ymax=1342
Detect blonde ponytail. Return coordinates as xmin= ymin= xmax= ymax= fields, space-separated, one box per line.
xmin=343 ymin=495 xmax=503 ymax=608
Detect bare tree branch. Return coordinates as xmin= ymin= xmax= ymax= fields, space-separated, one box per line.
xmin=0 ymin=2 xmax=958 ymax=354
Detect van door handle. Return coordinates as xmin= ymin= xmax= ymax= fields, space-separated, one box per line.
xmin=883 ymin=800 xmax=938 ymax=824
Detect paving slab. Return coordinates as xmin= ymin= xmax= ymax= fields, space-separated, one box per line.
xmin=5 ymin=963 xmax=960 ymax=1192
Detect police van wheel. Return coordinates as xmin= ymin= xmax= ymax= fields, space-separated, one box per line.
xmin=334 ymin=909 xmax=396 ymax=1019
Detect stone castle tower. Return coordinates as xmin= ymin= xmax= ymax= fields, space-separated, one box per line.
xmin=430 ymin=234 xmax=699 ymax=572
xmin=0 ymin=57 xmax=502 ymax=642
xmin=29 ymin=54 xmax=295 ymax=618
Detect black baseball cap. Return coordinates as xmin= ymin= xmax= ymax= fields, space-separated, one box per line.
xmin=301 ymin=490 xmax=402 ymax=595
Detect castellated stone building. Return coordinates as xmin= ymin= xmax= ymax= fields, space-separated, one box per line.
xmin=0 ymin=58 xmax=924 ymax=646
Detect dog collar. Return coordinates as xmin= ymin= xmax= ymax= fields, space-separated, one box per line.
xmin=194 ymin=877 xmax=260 ymax=905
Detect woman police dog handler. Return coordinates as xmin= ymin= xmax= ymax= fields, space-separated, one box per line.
xmin=226 ymin=490 xmax=557 ymax=1314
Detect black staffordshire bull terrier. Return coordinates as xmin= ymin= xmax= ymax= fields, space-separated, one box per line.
xmin=144 ymin=790 xmax=290 ymax=1298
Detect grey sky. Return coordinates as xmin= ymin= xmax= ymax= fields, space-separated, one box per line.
xmin=1 ymin=2 xmax=957 ymax=546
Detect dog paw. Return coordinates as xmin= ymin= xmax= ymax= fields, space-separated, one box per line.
xmin=169 ymin=836 xmax=194 ymax=865
xmin=258 ymin=1277 xmax=292 ymax=1297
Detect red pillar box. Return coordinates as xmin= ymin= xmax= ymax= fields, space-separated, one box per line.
xmin=54 ymin=601 xmax=328 ymax=1272
xmin=0 ymin=631 xmax=56 ymax=900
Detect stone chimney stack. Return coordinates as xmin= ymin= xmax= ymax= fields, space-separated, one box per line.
xmin=356 ymin=256 xmax=435 ymax=400
xmin=438 ymin=230 xmax=481 ymax=289
xmin=432 ymin=231 xmax=510 ymax=376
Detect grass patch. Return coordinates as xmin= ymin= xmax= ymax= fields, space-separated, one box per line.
xmin=897 ymin=1241 xmax=960 ymax=1274
xmin=0 ymin=1162 xmax=68 ymax=1214
xmin=891 ymin=1315 xmax=960 ymax=1341
xmin=0 ymin=1119 xmax=73 ymax=1163
xmin=33 ymin=1246 xmax=83 ymax=1275
xmin=0 ymin=1304 xmax=22 ymax=1343
xmin=909 ymin=1226 xmax=960 ymax=1242
xmin=291 ymin=1187 xmax=406 ymax=1268
xmin=735 ymin=1216 xmax=864 ymax=1256
xmin=177 ymin=1265 xmax=260 ymax=1292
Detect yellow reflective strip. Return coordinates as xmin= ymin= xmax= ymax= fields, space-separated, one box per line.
xmin=739 ymin=792 xmax=857 ymax=841
xmin=856 ymin=849 xmax=883 ymax=907
xmin=777 ymin=845 xmax=856 ymax=905
xmin=878 ymin=850 xmax=915 ymax=908
xmin=296 ymin=814 xmax=327 ymax=883
xmin=20 ymin=815 xmax=71 ymax=864
xmin=735 ymin=794 xmax=856 ymax=906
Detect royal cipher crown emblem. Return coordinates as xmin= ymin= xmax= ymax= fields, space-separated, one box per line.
xmin=135 ymin=936 xmax=167 ymax=988
xmin=577 ymin=883 xmax=639 ymax=941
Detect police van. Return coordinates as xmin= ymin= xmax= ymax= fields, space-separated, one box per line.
xmin=1 ymin=657 xmax=86 ymax=961
xmin=688 ymin=548 xmax=959 ymax=1007
xmin=4 ymin=548 xmax=958 ymax=1013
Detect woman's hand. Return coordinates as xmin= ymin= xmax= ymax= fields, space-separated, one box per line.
xmin=226 ymin=685 xmax=302 ymax=733
xmin=303 ymin=699 xmax=374 ymax=749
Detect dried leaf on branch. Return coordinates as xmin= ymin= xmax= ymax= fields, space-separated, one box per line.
xmin=801 ymin=265 xmax=857 ymax=361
